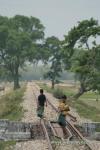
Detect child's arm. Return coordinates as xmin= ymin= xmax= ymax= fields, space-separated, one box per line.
xmin=37 ymin=98 xmax=39 ymax=110
xmin=58 ymin=104 xmax=62 ymax=112
xmin=45 ymin=98 xmax=48 ymax=107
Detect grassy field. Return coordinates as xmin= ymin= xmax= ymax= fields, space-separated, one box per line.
xmin=69 ymin=100 xmax=100 ymax=122
xmin=0 ymin=83 xmax=26 ymax=150
xmin=38 ymin=82 xmax=100 ymax=122
xmin=0 ymin=85 xmax=26 ymax=120
xmin=0 ymin=141 xmax=16 ymax=150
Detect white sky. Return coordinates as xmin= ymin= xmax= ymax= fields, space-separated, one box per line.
xmin=0 ymin=0 xmax=100 ymax=39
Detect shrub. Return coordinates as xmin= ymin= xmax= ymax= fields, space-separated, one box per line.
xmin=53 ymin=88 xmax=65 ymax=99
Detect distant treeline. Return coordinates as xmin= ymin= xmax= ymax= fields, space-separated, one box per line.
xmin=20 ymin=64 xmax=74 ymax=81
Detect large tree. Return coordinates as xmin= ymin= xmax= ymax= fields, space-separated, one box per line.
xmin=44 ymin=36 xmax=62 ymax=89
xmin=63 ymin=18 xmax=100 ymax=99
xmin=0 ymin=15 xmax=44 ymax=89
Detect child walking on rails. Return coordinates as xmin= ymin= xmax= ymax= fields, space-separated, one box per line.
xmin=37 ymin=89 xmax=47 ymax=119
xmin=58 ymin=95 xmax=70 ymax=138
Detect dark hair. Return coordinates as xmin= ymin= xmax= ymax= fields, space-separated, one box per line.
xmin=40 ymin=89 xmax=43 ymax=93
xmin=62 ymin=95 xmax=67 ymax=100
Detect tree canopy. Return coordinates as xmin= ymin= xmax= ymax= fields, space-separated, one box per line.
xmin=63 ymin=18 xmax=100 ymax=99
xmin=0 ymin=15 xmax=45 ymax=89
xmin=43 ymin=36 xmax=62 ymax=88
xmin=0 ymin=15 xmax=100 ymax=99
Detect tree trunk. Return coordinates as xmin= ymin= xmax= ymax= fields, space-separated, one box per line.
xmin=13 ymin=66 xmax=20 ymax=90
xmin=51 ymin=80 xmax=55 ymax=89
xmin=73 ymin=90 xmax=84 ymax=99
xmin=73 ymin=83 xmax=85 ymax=99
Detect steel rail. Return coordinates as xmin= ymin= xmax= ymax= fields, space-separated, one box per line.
xmin=48 ymin=121 xmax=58 ymax=137
xmin=32 ymin=85 xmax=53 ymax=150
xmin=49 ymin=121 xmax=73 ymax=140
xmin=47 ymin=95 xmax=93 ymax=150
xmin=48 ymin=98 xmax=94 ymax=149
xmin=41 ymin=119 xmax=53 ymax=150
xmin=66 ymin=121 xmax=94 ymax=150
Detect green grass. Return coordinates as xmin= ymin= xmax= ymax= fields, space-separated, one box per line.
xmin=81 ymin=92 xmax=100 ymax=99
xmin=95 ymin=127 xmax=100 ymax=132
xmin=56 ymin=85 xmax=77 ymax=96
xmin=0 ymin=84 xmax=26 ymax=149
xmin=79 ymin=98 xmax=100 ymax=110
xmin=38 ymin=83 xmax=54 ymax=93
xmin=69 ymin=100 xmax=100 ymax=122
xmin=0 ymin=85 xmax=26 ymax=120
xmin=38 ymin=82 xmax=77 ymax=97
xmin=0 ymin=141 xmax=16 ymax=150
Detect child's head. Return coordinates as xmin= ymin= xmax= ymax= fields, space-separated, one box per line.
xmin=40 ymin=89 xmax=43 ymax=94
xmin=61 ymin=95 xmax=67 ymax=103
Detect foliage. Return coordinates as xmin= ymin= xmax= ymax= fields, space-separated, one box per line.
xmin=53 ymin=88 xmax=65 ymax=99
xmin=0 ymin=15 xmax=45 ymax=89
xmin=63 ymin=18 xmax=100 ymax=99
xmin=43 ymin=36 xmax=62 ymax=88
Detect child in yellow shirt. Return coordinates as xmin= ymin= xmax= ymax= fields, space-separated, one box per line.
xmin=58 ymin=95 xmax=70 ymax=137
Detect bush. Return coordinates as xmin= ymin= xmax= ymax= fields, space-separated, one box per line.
xmin=53 ymin=88 xmax=65 ymax=99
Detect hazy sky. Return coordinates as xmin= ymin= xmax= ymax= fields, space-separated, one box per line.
xmin=0 ymin=0 xmax=100 ymax=39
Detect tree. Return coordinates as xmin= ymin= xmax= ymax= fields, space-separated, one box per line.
xmin=0 ymin=15 xmax=45 ymax=89
xmin=63 ymin=18 xmax=100 ymax=99
xmin=44 ymin=36 xmax=62 ymax=89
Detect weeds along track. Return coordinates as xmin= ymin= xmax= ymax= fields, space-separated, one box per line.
xmin=31 ymin=82 xmax=96 ymax=150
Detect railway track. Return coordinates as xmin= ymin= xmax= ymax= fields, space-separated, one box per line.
xmin=32 ymin=83 xmax=96 ymax=150
xmin=46 ymin=100 xmax=94 ymax=150
xmin=36 ymin=115 xmax=75 ymax=150
xmin=32 ymin=85 xmax=69 ymax=150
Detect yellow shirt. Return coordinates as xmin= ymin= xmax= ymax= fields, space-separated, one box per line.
xmin=58 ymin=102 xmax=70 ymax=116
